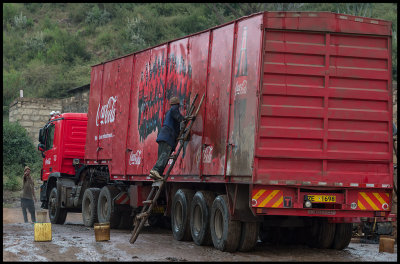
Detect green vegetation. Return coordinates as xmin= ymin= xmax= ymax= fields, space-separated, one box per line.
xmin=3 ymin=120 xmax=42 ymax=191
xmin=2 ymin=3 xmax=397 ymax=116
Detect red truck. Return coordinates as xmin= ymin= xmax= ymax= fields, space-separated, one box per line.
xmin=38 ymin=11 xmax=394 ymax=252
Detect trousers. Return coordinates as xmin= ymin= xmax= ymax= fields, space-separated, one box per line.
xmin=21 ymin=198 xmax=36 ymax=223
xmin=152 ymin=141 xmax=173 ymax=175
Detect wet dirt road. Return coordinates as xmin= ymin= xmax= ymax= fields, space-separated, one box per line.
xmin=3 ymin=208 xmax=397 ymax=262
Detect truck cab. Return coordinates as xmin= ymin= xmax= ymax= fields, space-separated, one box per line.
xmin=38 ymin=112 xmax=88 ymax=208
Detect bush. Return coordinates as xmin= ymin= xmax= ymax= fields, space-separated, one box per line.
xmin=3 ymin=3 xmax=19 ymax=24
xmin=3 ymin=164 xmax=23 ymax=191
xmin=3 ymin=121 xmax=40 ymax=166
xmin=85 ymin=5 xmax=111 ymax=26
xmin=3 ymin=120 xmax=41 ymax=191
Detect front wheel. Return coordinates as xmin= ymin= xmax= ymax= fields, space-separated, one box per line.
xmin=48 ymin=187 xmax=67 ymax=224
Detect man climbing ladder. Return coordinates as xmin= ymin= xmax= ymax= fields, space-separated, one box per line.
xmin=130 ymin=93 xmax=204 ymax=244
xmin=149 ymin=96 xmax=194 ymax=181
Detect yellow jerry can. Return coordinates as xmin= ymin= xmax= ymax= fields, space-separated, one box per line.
xmin=34 ymin=223 xmax=52 ymax=242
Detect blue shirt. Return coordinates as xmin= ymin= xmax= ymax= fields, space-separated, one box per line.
xmin=156 ymin=105 xmax=184 ymax=147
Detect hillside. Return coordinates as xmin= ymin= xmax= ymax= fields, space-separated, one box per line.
xmin=3 ymin=3 xmax=397 ymax=116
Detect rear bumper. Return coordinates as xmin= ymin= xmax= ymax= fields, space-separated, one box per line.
xmin=251 ymin=184 xmax=393 ymax=221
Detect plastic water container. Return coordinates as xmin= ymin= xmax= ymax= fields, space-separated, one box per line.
xmin=34 ymin=223 xmax=52 ymax=242
xmin=94 ymin=223 xmax=110 ymax=241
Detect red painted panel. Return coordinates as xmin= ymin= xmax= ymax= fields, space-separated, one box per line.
xmin=85 ymin=65 xmax=102 ymax=160
xmin=140 ymin=45 xmax=169 ymax=177
xmin=226 ymin=14 xmax=263 ymax=177
xmin=62 ymin=118 xmax=87 ymax=175
xmin=98 ymin=60 xmax=119 ymax=160
xmin=126 ymin=49 xmax=157 ymax=176
xmin=202 ymin=24 xmax=234 ymax=176
xmin=111 ymin=55 xmax=133 ymax=175
xmin=180 ymin=32 xmax=209 ymax=176
xmin=257 ymin=25 xmax=392 ymax=187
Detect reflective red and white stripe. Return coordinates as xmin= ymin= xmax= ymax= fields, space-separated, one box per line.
xmin=114 ymin=192 xmax=130 ymax=205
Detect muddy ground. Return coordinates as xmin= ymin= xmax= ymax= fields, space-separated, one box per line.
xmin=3 ymin=205 xmax=397 ymax=262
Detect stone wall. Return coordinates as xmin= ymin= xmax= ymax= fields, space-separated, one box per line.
xmin=62 ymin=87 xmax=90 ymax=113
xmin=9 ymin=98 xmax=63 ymax=146
xmin=8 ymin=85 xmax=90 ymax=145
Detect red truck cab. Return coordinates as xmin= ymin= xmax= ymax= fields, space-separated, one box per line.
xmin=38 ymin=113 xmax=88 ymax=181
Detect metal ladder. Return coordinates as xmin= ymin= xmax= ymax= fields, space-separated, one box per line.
xmin=129 ymin=93 xmax=205 ymax=244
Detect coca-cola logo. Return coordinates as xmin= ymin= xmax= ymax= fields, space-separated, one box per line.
xmin=235 ymin=79 xmax=247 ymax=96
xmin=96 ymin=96 xmax=117 ymax=126
xmin=195 ymin=145 xmax=214 ymax=164
xmin=203 ymin=146 xmax=213 ymax=163
xmin=129 ymin=150 xmax=142 ymax=165
xmin=45 ymin=158 xmax=51 ymax=165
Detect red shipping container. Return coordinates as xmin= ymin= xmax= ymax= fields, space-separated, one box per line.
xmin=84 ymin=11 xmax=393 ymax=203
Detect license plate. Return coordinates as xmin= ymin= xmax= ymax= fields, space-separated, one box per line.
xmin=306 ymin=195 xmax=336 ymax=203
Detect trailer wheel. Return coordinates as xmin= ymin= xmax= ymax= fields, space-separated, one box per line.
xmin=97 ymin=186 xmax=121 ymax=228
xmin=171 ymin=189 xmax=195 ymax=241
xmin=315 ymin=219 xmax=336 ymax=249
xmin=190 ymin=191 xmax=215 ymax=246
xmin=238 ymin=221 xmax=259 ymax=251
xmin=331 ymin=223 xmax=352 ymax=250
xmin=82 ymin=188 xmax=100 ymax=227
xmin=210 ymin=195 xmax=241 ymax=252
xmin=48 ymin=187 xmax=67 ymax=224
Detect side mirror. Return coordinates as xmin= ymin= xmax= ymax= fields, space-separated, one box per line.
xmin=38 ymin=143 xmax=45 ymax=152
xmin=38 ymin=128 xmax=45 ymax=144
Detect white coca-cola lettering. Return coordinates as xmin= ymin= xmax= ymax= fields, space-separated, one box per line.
xmin=45 ymin=158 xmax=51 ymax=165
xmin=235 ymin=79 xmax=247 ymax=96
xmin=129 ymin=150 xmax=142 ymax=165
xmin=203 ymin=146 xmax=213 ymax=163
xmin=96 ymin=96 xmax=117 ymax=126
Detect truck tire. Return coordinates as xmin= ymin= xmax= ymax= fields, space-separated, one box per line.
xmin=97 ymin=186 xmax=121 ymax=228
xmin=210 ymin=195 xmax=241 ymax=252
xmin=171 ymin=189 xmax=195 ymax=241
xmin=315 ymin=219 xmax=336 ymax=249
xmin=82 ymin=188 xmax=100 ymax=227
xmin=331 ymin=223 xmax=352 ymax=250
xmin=238 ymin=221 xmax=259 ymax=251
xmin=48 ymin=187 xmax=67 ymax=224
xmin=190 ymin=191 xmax=215 ymax=246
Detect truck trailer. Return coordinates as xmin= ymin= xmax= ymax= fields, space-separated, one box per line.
xmin=38 ymin=11 xmax=394 ymax=252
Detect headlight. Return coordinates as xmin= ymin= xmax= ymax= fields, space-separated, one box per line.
xmin=73 ymin=159 xmax=80 ymax=165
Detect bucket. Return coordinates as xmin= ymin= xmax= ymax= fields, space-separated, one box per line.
xmin=36 ymin=210 xmax=48 ymax=223
xmin=34 ymin=223 xmax=52 ymax=242
xmin=94 ymin=223 xmax=110 ymax=242
xmin=379 ymin=236 xmax=395 ymax=253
